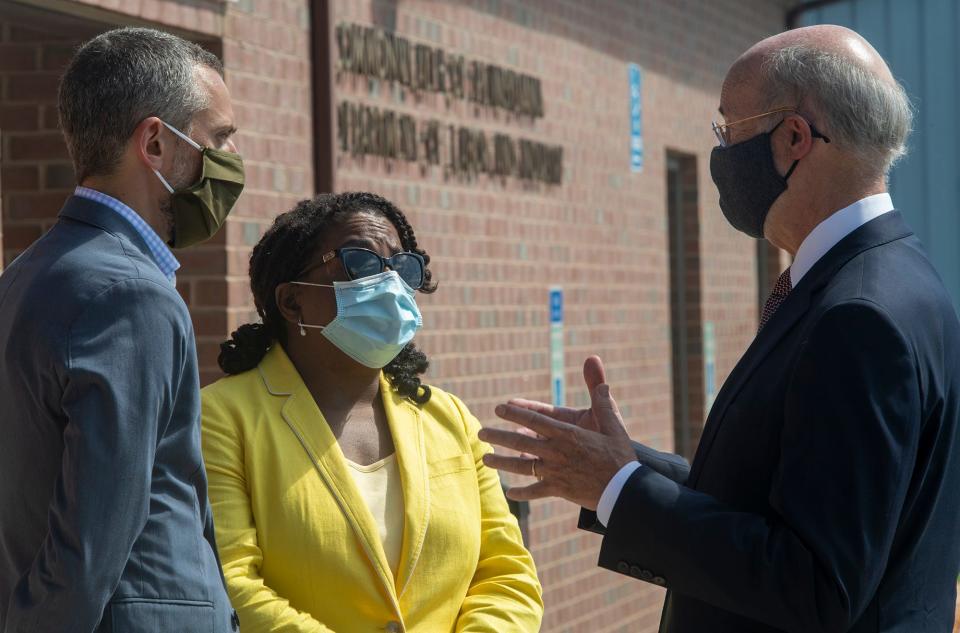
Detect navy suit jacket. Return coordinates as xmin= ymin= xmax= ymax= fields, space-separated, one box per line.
xmin=582 ymin=211 xmax=960 ymax=633
xmin=0 ymin=197 xmax=238 ymax=633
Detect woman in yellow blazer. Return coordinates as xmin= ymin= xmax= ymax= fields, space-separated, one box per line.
xmin=201 ymin=192 xmax=543 ymax=632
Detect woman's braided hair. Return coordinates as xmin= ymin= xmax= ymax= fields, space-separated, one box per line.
xmin=217 ymin=192 xmax=437 ymax=405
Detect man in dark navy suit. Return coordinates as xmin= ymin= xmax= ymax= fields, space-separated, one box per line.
xmin=0 ymin=29 xmax=243 ymax=632
xmin=480 ymin=25 xmax=960 ymax=633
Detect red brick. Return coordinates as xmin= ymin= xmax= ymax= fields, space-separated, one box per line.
xmin=193 ymin=279 xmax=228 ymax=307
xmin=190 ymin=309 xmax=228 ymax=337
xmin=4 ymin=73 xmax=60 ymax=101
xmin=41 ymin=105 xmax=61 ymax=130
xmin=7 ymin=25 xmax=56 ymax=43
xmin=6 ymin=191 xmax=67 ymax=221
xmin=40 ymin=43 xmax=77 ymax=71
xmin=7 ymin=132 xmax=69 ymax=161
xmin=0 ymin=44 xmax=38 ymax=71
xmin=0 ymin=104 xmax=40 ymax=131
xmin=199 ymin=368 xmax=224 ymax=388
xmin=197 ymin=338 xmax=225 ymax=370
xmin=177 ymin=248 xmax=227 ymax=275
xmin=2 ymin=223 xmax=44 ymax=252
xmin=0 ymin=165 xmax=40 ymax=190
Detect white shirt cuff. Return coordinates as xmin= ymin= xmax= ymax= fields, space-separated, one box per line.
xmin=597 ymin=461 xmax=642 ymax=527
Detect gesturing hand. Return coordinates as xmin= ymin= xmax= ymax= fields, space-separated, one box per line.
xmin=478 ymin=356 xmax=637 ymax=510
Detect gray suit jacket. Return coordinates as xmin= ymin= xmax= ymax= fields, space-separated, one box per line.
xmin=0 ymin=196 xmax=238 ymax=633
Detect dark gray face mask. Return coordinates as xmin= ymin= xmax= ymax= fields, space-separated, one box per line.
xmin=709 ymin=119 xmax=830 ymax=238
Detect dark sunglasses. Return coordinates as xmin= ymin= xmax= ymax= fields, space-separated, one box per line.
xmin=305 ymin=246 xmax=425 ymax=289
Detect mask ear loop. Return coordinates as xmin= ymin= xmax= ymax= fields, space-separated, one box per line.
xmin=161 ymin=120 xmax=204 ymax=151
xmin=152 ymin=169 xmax=175 ymax=193
xmin=783 ymin=160 xmax=800 ymax=181
xmin=152 ymin=120 xmax=204 ymax=193
xmin=297 ymin=317 xmax=326 ymax=336
xmin=291 ymin=282 xmax=334 ymax=337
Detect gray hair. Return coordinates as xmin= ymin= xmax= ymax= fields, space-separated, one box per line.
xmin=58 ymin=27 xmax=223 ymax=182
xmin=759 ymin=45 xmax=913 ymax=179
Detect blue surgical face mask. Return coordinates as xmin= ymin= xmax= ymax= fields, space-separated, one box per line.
xmin=290 ymin=270 xmax=422 ymax=368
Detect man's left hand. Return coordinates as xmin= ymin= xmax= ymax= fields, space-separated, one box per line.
xmin=478 ymin=357 xmax=638 ymax=510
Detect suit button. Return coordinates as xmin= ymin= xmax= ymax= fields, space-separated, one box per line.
xmin=617 ymin=561 xmax=630 ymax=574
xmin=653 ymin=576 xmax=667 ymax=586
xmin=386 ymin=621 xmax=403 ymax=633
xmin=641 ymin=569 xmax=655 ymax=581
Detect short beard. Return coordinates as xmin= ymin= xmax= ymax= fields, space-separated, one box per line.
xmin=159 ymin=146 xmax=202 ymax=246
xmin=158 ymin=196 xmax=176 ymax=245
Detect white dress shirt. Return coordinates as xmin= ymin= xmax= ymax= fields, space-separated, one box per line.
xmin=595 ymin=193 xmax=895 ymax=527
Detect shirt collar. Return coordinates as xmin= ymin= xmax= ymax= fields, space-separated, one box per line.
xmin=790 ymin=192 xmax=894 ymax=285
xmin=73 ymin=186 xmax=180 ymax=283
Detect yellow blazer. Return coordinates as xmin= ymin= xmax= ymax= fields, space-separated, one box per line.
xmin=201 ymin=345 xmax=543 ymax=632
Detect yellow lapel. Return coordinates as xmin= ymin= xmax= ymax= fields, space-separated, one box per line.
xmin=257 ymin=346 xmax=400 ymax=607
xmin=379 ymin=374 xmax=429 ymax=597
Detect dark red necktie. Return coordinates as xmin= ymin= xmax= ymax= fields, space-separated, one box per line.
xmin=759 ymin=268 xmax=792 ymax=332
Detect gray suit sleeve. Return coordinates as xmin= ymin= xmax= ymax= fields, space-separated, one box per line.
xmin=578 ymin=442 xmax=690 ymax=534
xmin=4 ymin=279 xmax=187 ymax=633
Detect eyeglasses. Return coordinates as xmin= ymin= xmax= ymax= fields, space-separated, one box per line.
xmin=712 ymin=106 xmax=798 ymax=147
xmin=304 ymin=246 xmax=426 ymax=289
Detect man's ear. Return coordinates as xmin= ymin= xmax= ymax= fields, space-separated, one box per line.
xmin=275 ymin=283 xmax=301 ymax=324
xmin=133 ymin=117 xmax=170 ymax=172
xmin=784 ymin=114 xmax=814 ymax=161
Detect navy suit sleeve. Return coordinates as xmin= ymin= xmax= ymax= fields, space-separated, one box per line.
xmin=630 ymin=442 xmax=690 ymax=484
xmin=5 ymin=279 xmax=188 ymax=633
xmin=578 ymin=442 xmax=690 ymax=534
xmin=595 ymin=300 xmax=921 ymax=633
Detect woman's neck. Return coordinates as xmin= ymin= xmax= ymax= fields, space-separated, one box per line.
xmin=284 ymin=341 xmax=382 ymax=413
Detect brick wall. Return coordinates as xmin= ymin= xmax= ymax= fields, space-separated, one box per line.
xmin=66 ymin=0 xmax=224 ymax=36
xmin=0 ymin=0 xmax=313 ymax=384
xmin=2 ymin=0 xmax=794 ymax=630
xmin=331 ymin=1 xmax=790 ymax=630
xmin=195 ymin=0 xmax=314 ymax=385
xmin=0 ymin=8 xmax=97 ymax=267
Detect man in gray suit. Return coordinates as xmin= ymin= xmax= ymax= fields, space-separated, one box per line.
xmin=0 ymin=28 xmax=244 ymax=633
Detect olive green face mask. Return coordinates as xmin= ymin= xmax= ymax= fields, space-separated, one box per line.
xmin=152 ymin=120 xmax=245 ymax=249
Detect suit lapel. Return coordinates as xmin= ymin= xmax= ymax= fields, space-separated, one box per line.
xmin=687 ymin=287 xmax=811 ymax=486
xmin=688 ymin=211 xmax=914 ymax=487
xmin=380 ymin=375 xmax=430 ymax=598
xmin=258 ymin=347 xmax=399 ymax=606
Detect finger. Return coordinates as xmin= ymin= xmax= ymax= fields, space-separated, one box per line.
xmin=515 ymin=428 xmax=540 ymax=459
xmin=504 ymin=480 xmax=553 ymax=502
xmin=477 ymin=427 xmax=549 ymax=456
xmin=481 ymin=453 xmax=539 ymax=476
xmin=583 ymin=356 xmax=606 ymax=394
xmin=494 ymin=403 xmax=574 ymax=438
xmin=590 ymin=383 xmax=629 ymax=437
xmin=507 ymin=398 xmax=582 ymax=425
xmin=516 ymin=428 xmax=544 ymax=449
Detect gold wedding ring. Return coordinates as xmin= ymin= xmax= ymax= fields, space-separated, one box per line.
xmin=531 ymin=459 xmax=542 ymax=481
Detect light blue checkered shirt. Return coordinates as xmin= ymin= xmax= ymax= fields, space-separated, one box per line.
xmin=74 ymin=186 xmax=180 ymax=283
